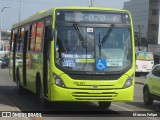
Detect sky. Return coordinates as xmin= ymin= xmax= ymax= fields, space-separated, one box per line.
xmin=1 ymin=0 xmax=129 ymax=30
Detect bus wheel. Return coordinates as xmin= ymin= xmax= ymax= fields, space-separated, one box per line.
xmin=16 ymin=69 xmax=24 ymax=94
xmin=98 ymin=102 xmax=111 ymax=109
xmin=143 ymin=86 xmax=153 ymax=106
xmin=36 ymin=75 xmax=49 ymax=108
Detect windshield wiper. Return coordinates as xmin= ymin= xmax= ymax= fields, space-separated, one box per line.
xmin=100 ymin=24 xmax=114 ymax=47
xmin=98 ymin=24 xmax=114 ymax=59
xmin=73 ymin=24 xmax=88 ymax=60
xmin=73 ymin=24 xmax=87 ymax=48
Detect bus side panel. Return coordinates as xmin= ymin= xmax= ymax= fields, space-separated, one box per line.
xmin=25 ymin=21 xmax=44 ymax=93
xmin=26 ymin=52 xmax=43 ymax=93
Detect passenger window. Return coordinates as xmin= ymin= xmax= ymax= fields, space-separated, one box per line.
xmin=30 ymin=23 xmax=37 ymax=51
xmin=35 ymin=21 xmax=44 ymax=52
xmin=17 ymin=28 xmax=24 ymax=52
xmin=29 ymin=21 xmax=44 ymax=52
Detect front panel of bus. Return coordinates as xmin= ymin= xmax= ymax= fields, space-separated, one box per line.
xmin=50 ymin=9 xmax=135 ymax=101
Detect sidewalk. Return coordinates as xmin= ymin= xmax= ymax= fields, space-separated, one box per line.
xmin=0 ymin=93 xmax=30 ymax=120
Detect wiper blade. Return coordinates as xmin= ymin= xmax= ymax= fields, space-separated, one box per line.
xmin=73 ymin=24 xmax=88 ymax=62
xmin=100 ymin=24 xmax=114 ymax=47
xmin=97 ymin=24 xmax=114 ymax=59
xmin=73 ymin=24 xmax=87 ymax=48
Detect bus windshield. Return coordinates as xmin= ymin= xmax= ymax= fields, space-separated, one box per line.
xmin=55 ymin=25 xmax=132 ymax=72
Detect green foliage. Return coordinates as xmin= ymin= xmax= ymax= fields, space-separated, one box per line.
xmin=1 ymin=31 xmax=11 ymax=40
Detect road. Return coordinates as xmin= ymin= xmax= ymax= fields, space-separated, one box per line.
xmin=0 ymin=68 xmax=159 ymax=120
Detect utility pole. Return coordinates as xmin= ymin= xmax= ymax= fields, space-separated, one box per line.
xmin=138 ymin=25 xmax=141 ymax=51
xmin=0 ymin=0 xmax=2 ymax=51
xmin=19 ymin=0 xmax=21 ymax=22
xmin=91 ymin=0 xmax=94 ymax=7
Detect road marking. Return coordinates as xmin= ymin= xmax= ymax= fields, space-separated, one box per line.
xmin=112 ymin=103 xmax=133 ymax=111
xmin=112 ymin=104 xmax=159 ymax=120
xmin=34 ymin=117 xmax=42 ymax=120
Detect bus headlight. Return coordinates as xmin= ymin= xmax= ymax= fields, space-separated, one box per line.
xmin=123 ymin=74 xmax=134 ymax=88
xmin=53 ymin=74 xmax=66 ymax=88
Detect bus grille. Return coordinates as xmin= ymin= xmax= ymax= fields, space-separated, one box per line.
xmin=71 ymin=92 xmax=118 ymax=101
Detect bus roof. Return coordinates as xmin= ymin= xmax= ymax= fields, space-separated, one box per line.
xmin=55 ymin=6 xmax=129 ymax=12
xmin=12 ymin=6 xmax=130 ymax=29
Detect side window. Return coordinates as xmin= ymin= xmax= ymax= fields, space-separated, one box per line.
xmin=29 ymin=21 xmax=44 ymax=52
xmin=35 ymin=21 xmax=44 ymax=52
xmin=30 ymin=23 xmax=37 ymax=51
xmin=152 ymin=66 xmax=160 ymax=77
xmin=17 ymin=28 xmax=24 ymax=52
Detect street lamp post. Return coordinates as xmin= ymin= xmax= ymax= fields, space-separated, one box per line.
xmin=19 ymin=0 xmax=21 ymax=22
xmin=91 ymin=0 xmax=94 ymax=7
xmin=0 ymin=7 xmax=10 ymax=51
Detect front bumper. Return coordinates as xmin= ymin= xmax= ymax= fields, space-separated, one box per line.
xmin=50 ymin=84 xmax=134 ymax=102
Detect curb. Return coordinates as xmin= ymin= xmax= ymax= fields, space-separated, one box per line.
xmin=135 ymin=81 xmax=144 ymax=85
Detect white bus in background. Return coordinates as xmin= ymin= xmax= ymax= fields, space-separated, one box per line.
xmin=136 ymin=51 xmax=154 ymax=76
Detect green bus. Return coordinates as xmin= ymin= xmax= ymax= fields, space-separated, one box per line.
xmin=9 ymin=6 xmax=135 ymax=109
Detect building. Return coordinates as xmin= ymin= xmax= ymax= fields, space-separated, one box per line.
xmin=123 ymin=0 xmax=160 ymax=44
xmin=0 ymin=30 xmax=10 ymax=57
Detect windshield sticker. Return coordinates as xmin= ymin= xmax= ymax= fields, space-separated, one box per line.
xmin=96 ymin=59 xmax=107 ymax=70
xmin=61 ymin=53 xmax=93 ymax=59
xmin=76 ymin=59 xmax=95 ymax=63
xmin=87 ymin=28 xmax=93 ymax=33
xmin=62 ymin=59 xmax=75 ymax=67
xmin=107 ymin=59 xmax=123 ymax=66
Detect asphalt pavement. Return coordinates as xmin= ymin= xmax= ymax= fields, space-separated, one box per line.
xmin=135 ymin=77 xmax=145 ymax=85
xmin=0 ymin=73 xmax=145 ymax=119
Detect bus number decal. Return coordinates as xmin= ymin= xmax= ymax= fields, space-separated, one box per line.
xmin=87 ymin=28 xmax=93 ymax=33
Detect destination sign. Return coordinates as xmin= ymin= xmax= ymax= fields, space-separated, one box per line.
xmin=56 ymin=10 xmax=129 ymax=23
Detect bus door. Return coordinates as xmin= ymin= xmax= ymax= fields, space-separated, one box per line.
xmin=12 ymin=31 xmax=18 ymax=82
xmin=23 ymin=29 xmax=29 ymax=86
xmin=43 ymin=18 xmax=52 ymax=97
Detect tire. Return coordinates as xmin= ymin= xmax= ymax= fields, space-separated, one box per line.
xmin=98 ymin=102 xmax=111 ymax=109
xmin=36 ymin=74 xmax=49 ymax=108
xmin=16 ymin=69 xmax=24 ymax=94
xmin=143 ymin=86 xmax=153 ymax=106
